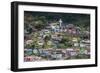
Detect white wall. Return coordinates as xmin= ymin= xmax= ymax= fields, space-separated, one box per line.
xmin=0 ymin=0 xmax=99 ymax=73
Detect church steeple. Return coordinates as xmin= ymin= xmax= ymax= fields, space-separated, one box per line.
xmin=59 ymin=18 xmax=62 ymax=27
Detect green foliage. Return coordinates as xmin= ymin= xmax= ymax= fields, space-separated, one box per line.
xmin=57 ymin=43 xmax=66 ymax=49
xmin=24 ymin=13 xmax=47 ymax=31
xmin=58 ymin=36 xmax=73 ymax=48
xmin=44 ymin=36 xmax=51 ymax=42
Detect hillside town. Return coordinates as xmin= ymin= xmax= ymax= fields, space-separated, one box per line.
xmin=24 ymin=18 xmax=90 ymax=62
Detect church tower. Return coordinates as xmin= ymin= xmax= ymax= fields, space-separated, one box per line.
xmin=59 ymin=19 xmax=62 ymax=27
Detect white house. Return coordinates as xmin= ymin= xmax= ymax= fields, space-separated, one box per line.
xmin=80 ymin=43 xmax=86 ymax=47
xmin=74 ymin=43 xmax=79 ymax=47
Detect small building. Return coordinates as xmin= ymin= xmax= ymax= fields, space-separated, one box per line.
xmin=37 ymin=40 xmax=44 ymax=46
xmin=74 ymin=42 xmax=79 ymax=47
xmin=80 ymin=43 xmax=86 ymax=47
xmin=51 ymin=34 xmax=58 ymax=39
xmin=24 ymin=56 xmax=33 ymax=62
xmin=51 ymin=51 xmax=63 ymax=60
xmin=25 ymin=40 xmax=33 ymax=45
xmin=80 ymin=40 xmax=90 ymax=48
xmin=70 ymin=51 xmax=78 ymax=56
xmin=24 ymin=48 xmax=33 ymax=56
xmin=66 ymin=24 xmax=81 ymax=35
xmin=66 ymin=48 xmax=78 ymax=56
xmin=72 ymin=38 xmax=78 ymax=42
xmin=32 ymin=48 xmax=40 ymax=55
